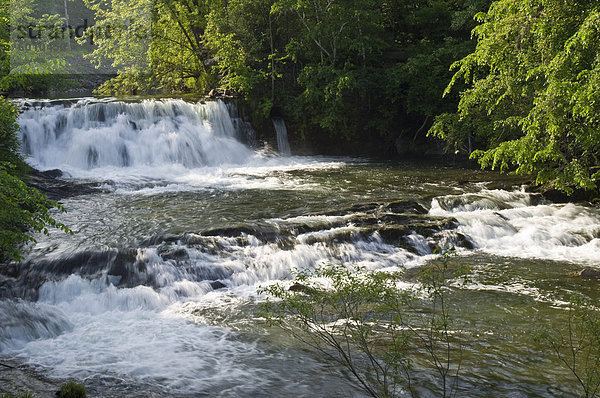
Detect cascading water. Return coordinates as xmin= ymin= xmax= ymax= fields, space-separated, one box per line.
xmin=18 ymin=99 xmax=255 ymax=171
xmin=272 ymin=118 xmax=291 ymax=156
xmin=2 ymin=98 xmax=600 ymax=397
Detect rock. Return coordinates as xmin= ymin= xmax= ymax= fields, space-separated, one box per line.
xmin=157 ymin=245 xmax=189 ymax=261
xmin=27 ymin=168 xmax=102 ymax=201
xmin=200 ymin=225 xmax=285 ymax=244
xmin=576 ymin=268 xmax=600 ymax=279
xmin=8 ymin=248 xmax=148 ymax=298
xmin=107 ymin=249 xmax=146 ymax=287
xmin=139 ymin=234 xmax=180 ymax=247
xmin=41 ymin=169 xmax=63 ymax=179
xmin=527 ymin=183 xmax=597 ymax=204
xmin=208 ymin=89 xmax=216 ymax=98
xmin=322 ymin=200 xmax=428 ymax=217
xmin=0 ymin=359 xmax=61 ymax=398
xmin=289 ymin=283 xmax=315 ymax=294
xmin=210 ymin=281 xmax=227 ymax=290
xmin=386 ymin=200 xmax=428 ymax=215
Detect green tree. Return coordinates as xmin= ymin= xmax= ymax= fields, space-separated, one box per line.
xmin=1 ymin=0 xmax=69 ymax=93
xmin=80 ymin=0 xmax=491 ymax=151
xmin=0 ymin=159 xmax=71 ymax=262
xmin=266 ymin=0 xmax=490 ymax=142
xmin=260 ymin=265 xmax=413 ymax=398
xmin=0 ymin=97 xmax=26 ymax=174
xmin=272 ymin=0 xmax=387 ymax=138
xmin=82 ymin=0 xmax=215 ymax=95
xmin=0 ymin=10 xmax=72 ymax=260
xmin=0 ymin=1 xmax=72 ymax=262
xmin=432 ymin=0 xmax=600 ymax=193
xmin=0 ymin=97 xmax=71 ymax=262
xmin=205 ymin=0 xmax=270 ymax=99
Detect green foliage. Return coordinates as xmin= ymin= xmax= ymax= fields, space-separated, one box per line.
xmin=83 ymin=0 xmax=490 ymax=145
xmin=260 ymin=264 xmax=412 ymax=398
xmin=149 ymin=0 xmax=212 ymax=93
xmin=277 ymin=0 xmax=491 ymax=140
xmin=0 ymin=98 xmax=26 ymax=174
xmin=534 ymin=295 xmax=600 ymax=398
xmin=434 ymin=0 xmax=600 ymax=193
xmin=1 ymin=0 xmax=70 ymax=94
xmin=57 ymin=381 xmax=86 ymax=398
xmin=82 ymin=0 xmax=214 ymax=95
xmin=0 ymin=4 xmax=73 ymax=263
xmin=0 ymin=161 xmax=71 ymax=262
xmin=259 ymin=248 xmax=467 ymax=398
xmin=205 ymin=16 xmax=261 ymax=97
xmin=0 ymin=97 xmax=71 ymax=262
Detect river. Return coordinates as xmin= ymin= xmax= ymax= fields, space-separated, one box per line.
xmin=1 ymin=98 xmax=599 ymax=397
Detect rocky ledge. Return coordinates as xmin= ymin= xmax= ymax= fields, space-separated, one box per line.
xmin=27 ymin=168 xmax=104 ymax=201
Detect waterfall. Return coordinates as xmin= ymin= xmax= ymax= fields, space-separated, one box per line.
xmin=272 ymin=118 xmax=291 ymax=156
xmin=17 ymin=99 xmax=255 ymax=170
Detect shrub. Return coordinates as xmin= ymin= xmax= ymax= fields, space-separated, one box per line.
xmin=0 ymin=96 xmax=71 ymax=262
xmin=535 ymin=295 xmax=600 ymax=398
xmin=0 ymin=162 xmax=71 ymax=262
xmin=259 ymin=248 xmax=467 ymax=398
xmin=57 ymin=381 xmax=86 ymax=398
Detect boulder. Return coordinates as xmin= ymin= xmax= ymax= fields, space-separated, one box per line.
xmin=576 ymin=268 xmax=600 ymax=279
xmin=210 ymin=281 xmax=227 ymax=290
xmin=289 ymin=283 xmax=315 ymax=294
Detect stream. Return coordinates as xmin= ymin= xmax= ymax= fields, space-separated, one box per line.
xmin=1 ymin=98 xmax=600 ymax=397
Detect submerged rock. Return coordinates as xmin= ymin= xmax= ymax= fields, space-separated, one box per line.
xmin=322 ymin=199 xmax=427 ymax=217
xmin=210 ymin=281 xmax=227 ymax=290
xmin=575 ymin=268 xmax=600 ymax=279
xmin=527 ymin=183 xmax=598 ymax=204
xmin=157 ymin=245 xmax=189 ymax=261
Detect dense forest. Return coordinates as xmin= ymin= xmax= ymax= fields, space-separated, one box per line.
xmin=1 ymin=0 xmax=600 ymax=258
xmin=83 ymin=0 xmax=492 ymax=155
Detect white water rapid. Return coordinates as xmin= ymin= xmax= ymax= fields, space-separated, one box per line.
xmin=18 ymin=98 xmax=258 ymax=172
xmin=429 ymin=189 xmax=600 ymax=264
xmin=1 ymin=98 xmax=600 ymax=397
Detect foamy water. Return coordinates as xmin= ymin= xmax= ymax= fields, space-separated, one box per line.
xmin=430 ymin=189 xmax=600 ymax=265
xmin=2 ymin=98 xmax=600 ymax=396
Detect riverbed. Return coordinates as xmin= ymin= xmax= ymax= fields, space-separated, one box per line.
xmin=1 ymin=99 xmax=599 ymax=397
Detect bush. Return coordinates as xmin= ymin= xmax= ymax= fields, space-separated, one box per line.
xmin=0 ymin=98 xmax=27 ymax=176
xmin=259 ymin=248 xmax=467 ymax=398
xmin=534 ymin=295 xmax=600 ymax=398
xmin=0 ymin=162 xmax=71 ymax=262
xmin=261 ymin=264 xmax=413 ymax=397
xmin=56 ymin=382 xmax=86 ymax=398
xmin=0 ymin=96 xmax=71 ymax=262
